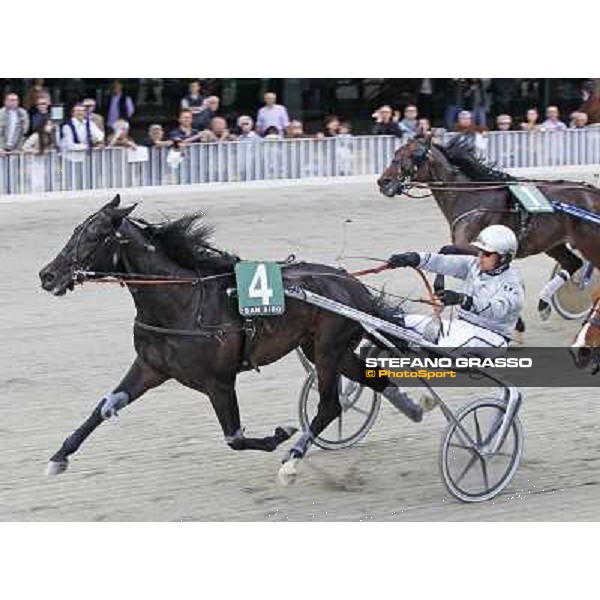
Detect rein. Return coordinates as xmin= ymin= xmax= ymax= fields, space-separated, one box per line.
xmin=73 ymin=270 xmax=231 ymax=286
xmin=400 ymin=180 xmax=599 ymax=194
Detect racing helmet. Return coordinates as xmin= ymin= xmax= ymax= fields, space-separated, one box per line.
xmin=471 ymin=225 xmax=518 ymax=259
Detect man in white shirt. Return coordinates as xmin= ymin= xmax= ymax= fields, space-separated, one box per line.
xmin=540 ymin=106 xmax=567 ymax=131
xmin=255 ymin=92 xmax=290 ymax=136
xmin=0 ymin=93 xmax=29 ymax=152
xmin=61 ymin=103 xmax=105 ymax=151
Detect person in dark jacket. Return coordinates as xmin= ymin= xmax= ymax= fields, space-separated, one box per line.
xmin=106 ymin=80 xmax=135 ymax=130
xmin=372 ymin=105 xmax=402 ymax=137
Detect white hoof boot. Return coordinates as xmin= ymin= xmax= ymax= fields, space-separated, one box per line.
xmin=538 ymin=299 xmax=552 ymax=321
xmin=46 ymin=460 xmax=68 ymax=476
xmin=278 ymin=458 xmax=300 ymax=486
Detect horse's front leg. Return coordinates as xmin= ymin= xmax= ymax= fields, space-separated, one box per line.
xmin=46 ymin=357 xmax=169 ymax=475
xmin=207 ymin=378 xmax=297 ymax=453
xmin=538 ymin=244 xmax=584 ymax=320
xmin=278 ymin=348 xmax=343 ymax=486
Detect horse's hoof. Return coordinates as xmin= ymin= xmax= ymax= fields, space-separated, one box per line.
xmin=420 ymin=394 xmax=438 ymax=413
xmin=278 ymin=458 xmax=300 ymax=486
xmin=538 ymin=299 xmax=552 ymax=321
xmin=46 ymin=460 xmax=68 ymax=476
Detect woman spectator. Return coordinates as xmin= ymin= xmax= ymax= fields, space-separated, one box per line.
xmin=520 ymin=108 xmax=541 ymax=131
xmin=237 ymin=116 xmax=260 ymax=141
xmin=107 ymin=119 xmax=137 ymax=149
xmin=323 ymin=115 xmax=341 ymax=137
xmin=22 ymin=117 xmax=56 ymax=192
xmin=23 ymin=117 xmax=56 ymax=154
xmin=145 ymin=124 xmax=171 ymax=147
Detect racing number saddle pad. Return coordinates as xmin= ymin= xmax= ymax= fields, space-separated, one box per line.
xmin=509 ymin=184 xmax=554 ymax=213
xmin=235 ymin=261 xmax=286 ymax=316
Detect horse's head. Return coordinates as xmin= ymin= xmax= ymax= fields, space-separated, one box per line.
xmin=377 ymin=134 xmax=434 ymax=197
xmin=39 ymin=194 xmax=136 ymax=296
xmin=571 ymin=295 xmax=600 ymax=372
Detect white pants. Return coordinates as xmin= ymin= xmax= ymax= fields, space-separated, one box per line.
xmin=404 ymin=314 xmax=508 ymax=351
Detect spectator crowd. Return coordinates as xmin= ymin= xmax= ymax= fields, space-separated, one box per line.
xmin=1 ymin=78 xmax=600 ymax=159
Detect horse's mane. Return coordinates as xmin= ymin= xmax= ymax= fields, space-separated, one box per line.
xmin=143 ymin=213 xmax=239 ymax=273
xmin=436 ymin=135 xmax=600 ymax=193
xmin=436 ymin=135 xmax=515 ymax=182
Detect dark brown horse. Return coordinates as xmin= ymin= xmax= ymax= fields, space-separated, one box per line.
xmin=377 ymin=134 xmax=600 ymax=321
xmin=38 ymin=195 xmax=398 ymax=484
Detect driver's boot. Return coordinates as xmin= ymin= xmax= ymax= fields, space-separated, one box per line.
xmin=382 ymin=386 xmax=423 ymax=422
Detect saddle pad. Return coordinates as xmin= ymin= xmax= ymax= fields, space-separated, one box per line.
xmin=235 ymin=261 xmax=285 ymax=316
xmin=509 ymin=184 xmax=555 ymax=213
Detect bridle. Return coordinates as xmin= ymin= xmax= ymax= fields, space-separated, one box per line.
xmin=58 ymin=212 xmax=125 ymax=276
xmin=69 ymin=216 xmax=202 ymax=286
xmin=384 ymin=144 xmax=434 ymax=197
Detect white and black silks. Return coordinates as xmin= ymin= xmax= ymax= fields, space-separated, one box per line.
xmin=410 ymin=252 xmax=525 ymax=345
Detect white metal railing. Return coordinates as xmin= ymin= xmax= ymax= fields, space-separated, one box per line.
xmin=1 ymin=129 xmax=600 ymax=196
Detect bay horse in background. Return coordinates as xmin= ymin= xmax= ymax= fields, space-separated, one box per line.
xmin=38 ymin=195 xmax=401 ymax=484
xmin=377 ymin=134 xmax=600 ymax=323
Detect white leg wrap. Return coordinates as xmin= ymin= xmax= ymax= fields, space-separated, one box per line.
xmin=101 ymin=391 xmax=130 ymax=420
xmin=539 ymin=269 xmax=570 ymax=303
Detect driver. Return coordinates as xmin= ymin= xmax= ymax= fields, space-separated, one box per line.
xmin=380 ymin=225 xmax=525 ymax=418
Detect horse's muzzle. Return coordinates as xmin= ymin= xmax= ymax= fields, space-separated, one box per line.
xmin=378 ymin=177 xmax=400 ymax=197
xmin=39 ymin=265 xmax=74 ymax=296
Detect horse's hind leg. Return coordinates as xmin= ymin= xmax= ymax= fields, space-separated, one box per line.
xmin=538 ymin=244 xmax=584 ymax=320
xmin=46 ymin=357 xmax=169 ymax=475
xmin=206 ymin=378 xmax=297 ymax=453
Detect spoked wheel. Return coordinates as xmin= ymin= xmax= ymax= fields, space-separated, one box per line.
xmin=440 ymin=398 xmax=523 ymax=503
xmin=298 ymin=372 xmax=381 ymax=450
xmin=550 ymin=260 xmax=600 ymax=320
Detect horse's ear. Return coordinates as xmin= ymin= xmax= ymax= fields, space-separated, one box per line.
xmin=102 ymin=194 xmax=121 ymax=211
xmin=107 ymin=203 xmax=138 ymax=224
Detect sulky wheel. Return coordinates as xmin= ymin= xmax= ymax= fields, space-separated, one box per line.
xmin=298 ymin=371 xmax=381 ymax=450
xmin=550 ymin=260 xmax=600 ymax=320
xmin=439 ymin=397 xmax=523 ymax=503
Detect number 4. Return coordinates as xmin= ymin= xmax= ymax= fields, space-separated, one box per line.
xmin=249 ymin=264 xmax=273 ymax=305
